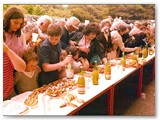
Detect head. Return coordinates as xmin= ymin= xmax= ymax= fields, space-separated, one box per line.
xmin=65 ymin=16 xmax=80 ymax=33
xmin=100 ymin=19 xmax=111 ymax=30
xmin=134 ymin=21 xmax=142 ymax=28
xmin=60 ymin=50 xmax=67 ymax=61
xmin=76 ymin=23 xmax=85 ymax=32
xmin=22 ymin=50 xmax=38 ymax=72
xmin=23 ymin=23 xmax=38 ymax=43
xmin=140 ymin=26 xmax=149 ymax=35
xmin=83 ymin=22 xmax=100 ymax=40
xmin=47 ymin=23 xmax=62 ymax=45
xmin=117 ymin=24 xmax=128 ymax=36
xmin=37 ymin=15 xmax=52 ymax=33
xmin=55 ymin=19 xmax=66 ymax=27
xmin=65 ymin=46 xmax=79 ymax=60
xmin=3 ymin=6 xmax=24 ymax=37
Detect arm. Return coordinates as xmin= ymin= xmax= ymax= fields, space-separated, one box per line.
xmin=42 ymin=55 xmax=72 ymax=72
xmin=37 ymin=26 xmax=48 ymax=41
xmin=3 ymin=42 xmax=26 ymax=72
xmin=116 ymin=39 xmax=137 ymax=52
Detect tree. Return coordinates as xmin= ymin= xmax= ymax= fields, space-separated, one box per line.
xmin=3 ymin=4 xmax=155 ymax=21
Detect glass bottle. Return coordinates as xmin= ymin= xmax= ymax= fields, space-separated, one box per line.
xmin=105 ymin=59 xmax=111 ymax=80
xmin=138 ymin=46 xmax=142 ymax=58
xmin=149 ymin=45 xmax=154 ymax=55
xmin=120 ymin=52 xmax=126 ymax=71
xmin=66 ymin=52 xmax=74 ymax=79
xmin=132 ymin=51 xmax=137 ymax=61
xmin=77 ymin=66 xmax=85 ymax=94
xmin=92 ymin=61 xmax=99 ymax=85
xmin=143 ymin=44 xmax=148 ymax=58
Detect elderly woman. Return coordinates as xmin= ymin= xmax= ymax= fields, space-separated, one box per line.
xmin=78 ymin=22 xmax=107 ymax=65
xmin=97 ymin=19 xmax=113 ymax=59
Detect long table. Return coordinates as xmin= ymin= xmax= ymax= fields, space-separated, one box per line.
xmin=3 ymin=53 xmax=155 ymax=115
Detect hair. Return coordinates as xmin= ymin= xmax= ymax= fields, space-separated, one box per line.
xmin=83 ymin=22 xmax=100 ymax=36
xmin=47 ymin=23 xmax=62 ymax=36
xmin=65 ymin=46 xmax=78 ymax=57
xmin=3 ymin=6 xmax=24 ymax=37
xmin=3 ymin=30 xmax=6 ymax=42
xmin=117 ymin=24 xmax=128 ymax=32
xmin=37 ymin=15 xmax=52 ymax=26
xmin=76 ymin=23 xmax=85 ymax=32
xmin=140 ymin=26 xmax=147 ymax=31
xmin=100 ymin=19 xmax=111 ymax=29
xmin=22 ymin=49 xmax=38 ymax=64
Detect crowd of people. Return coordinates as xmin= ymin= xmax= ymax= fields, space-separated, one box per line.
xmin=3 ymin=6 xmax=155 ymax=100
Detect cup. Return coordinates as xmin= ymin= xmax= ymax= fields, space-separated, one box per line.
xmin=32 ymin=33 xmax=38 ymax=42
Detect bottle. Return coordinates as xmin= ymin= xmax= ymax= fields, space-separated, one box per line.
xmin=92 ymin=61 xmax=99 ymax=85
xmin=132 ymin=51 xmax=137 ymax=61
xmin=143 ymin=44 xmax=148 ymax=58
xmin=66 ymin=52 xmax=74 ymax=79
xmin=138 ymin=46 xmax=142 ymax=58
xmin=77 ymin=66 xmax=85 ymax=94
xmin=75 ymin=39 xmax=79 ymax=46
xmin=149 ymin=46 xmax=154 ymax=55
xmin=105 ymin=59 xmax=111 ymax=80
xmin=120 ymin=52 xmax=126 ymax=71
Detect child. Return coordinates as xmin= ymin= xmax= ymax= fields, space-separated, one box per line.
xmin=60 ymin=49 xmax=67 ymax=61
xmin=14 ymin=50 xmax=40 ymax=94
xmin=65 ymin=46 xmax=89 ymax=73
xmin=58 ymin=50 xmax=68 ymax=79
xmin=38 ymin=23 xmax=72 ymax=86
xmin=58 ymin=46 xmax=89 ymax=79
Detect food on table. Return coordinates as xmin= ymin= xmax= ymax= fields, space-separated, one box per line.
xmin=24 ymin=79 xmax=77 ymax=108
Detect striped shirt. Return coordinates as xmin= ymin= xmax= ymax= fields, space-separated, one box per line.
xmin=3 ymin=53 xmax=14 ymax=99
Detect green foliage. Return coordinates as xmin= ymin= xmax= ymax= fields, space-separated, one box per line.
xmin=34 ymin=5 xmax=45 ymax=15
xmin=22 ymin=5 xmax=35 ymax=14
xmin=3 ymin=4 xmax=155 ymax=21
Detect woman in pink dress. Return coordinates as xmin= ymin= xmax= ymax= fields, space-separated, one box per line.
xmin=3 ymin=6 xmax=26 ymax=57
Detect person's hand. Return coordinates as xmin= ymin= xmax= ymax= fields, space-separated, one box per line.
xmin=69 ymin=40 xmax=76 ymax=46
xmin=36 ymin=39 xmax=43 ymax=45
xmin=83 ymin=47 xmax=90 ymax=53
xmin=29 ymin=41 xmax=37 ymax=47
xmin=107 ymin=52 xmax=111 ymax=60
xmin=78 ymin=57 xmax=85 ymax=63
xmin=62 ymin=55 xmax=73 ymax=66
xmin=134 ymin=47 xmax=141 ymax=51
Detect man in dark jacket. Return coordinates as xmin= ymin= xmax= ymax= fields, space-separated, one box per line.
xmin=60 ymin=16 xmax=80 ymax=49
